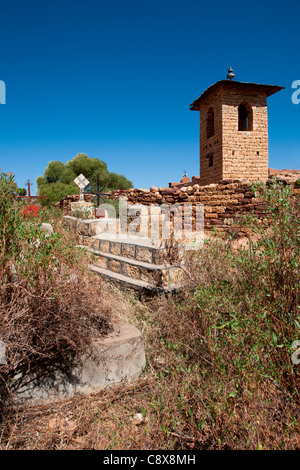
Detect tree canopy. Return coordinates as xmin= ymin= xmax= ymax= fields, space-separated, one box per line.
xmin=36 ymin=153 xmax=133 ymax=206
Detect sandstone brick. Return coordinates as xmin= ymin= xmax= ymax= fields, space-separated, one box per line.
xmin=214 ymin=206 xmax=226 ymax=213
xmin=140 ymin=268 xmax=163 ymax=286
xmin=84 ymin=237 xmax=95 ymax=249
xmin=108 ymin=259 xmax=121 ymax=273
xmin=121 ymin=243 xmax=136 ymax=259
xmin=90 ymin=222 xmax=100 ymax=236
xmin=135 ymin=246 xmax=153 ymax=263
xmin=110 ymin=242 xmax=121 ymax=255
xmin=95 ymin=256 xmax=108 ymax=269
xmin=122 ymin=263 xmax=140 ymax=279
xmin=99 ymin=240 xmax=110 ymax=253
xmin=168 ymin=267 xmax=186 ymax=283
xmin=77 ymin=221 xmax=90 ymax=236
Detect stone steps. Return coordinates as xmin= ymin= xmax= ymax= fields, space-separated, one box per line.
xmin=79 ymin=233 xmax=168 ymax=264
xmin=78 ymin=234 xmax=186 ymax=294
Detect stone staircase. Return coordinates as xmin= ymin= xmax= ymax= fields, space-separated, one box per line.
xmin=78 ymin=232 xmax=186 ymax=295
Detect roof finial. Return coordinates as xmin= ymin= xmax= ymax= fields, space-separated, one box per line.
xmin=227 ymin=67 xmax=235 ymax=80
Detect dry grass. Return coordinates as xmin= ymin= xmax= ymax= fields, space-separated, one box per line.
xmin=1 ymin=279 xmax=300 ymax=451
xmin=0 ymin=281 xmax=172 ymax=450
xmin=0 ymin=378 xmax=154 ymax=450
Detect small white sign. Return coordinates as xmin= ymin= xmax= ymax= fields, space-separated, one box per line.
xmin=74 ymin=174 xmax=90 ymax=202
xmin=74 ymin=174 xmax=89 ymax=189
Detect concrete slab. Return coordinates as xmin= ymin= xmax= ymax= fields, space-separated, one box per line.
xmin=94 ymin=233 xmax=165 ymax=249
xmin=14 ymin=319 xmax=146 ymax=405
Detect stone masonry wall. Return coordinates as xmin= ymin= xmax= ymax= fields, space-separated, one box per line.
xmin=199 ymin=91 xmax=223 ymax=185
xmin=197 ymin=84 xmax=269 ymax=186
xmin=221 ymin=86 xmax=269 ymax=182
xmin=54 ymin=194 xmax=94 ymax=213
xmin=108 ymin=178 xmax=299 ymax=236
xmin=56 ymin=174 xmax=300 ymax=237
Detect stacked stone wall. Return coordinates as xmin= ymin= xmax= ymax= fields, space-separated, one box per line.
xmin=56 ymin=177 xmax=300 ymax=237
xmin=109 ymin=179 xmax=299 ymax=236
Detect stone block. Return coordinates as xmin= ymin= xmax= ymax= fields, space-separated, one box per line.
xmin=99 ymin=240 xmax=110 ymax=253
xmin=84 ymin=237 xmax=95 ymax=249
xmin=168 ymin=267 xmax=186 ymax=283
xmin=77 ymin=221 xmax=90 ymax=236
xmin=140 ymin=268 xmax=163 ymax=286
xmin=94 ymin=256 xmax=108 ymax=269
xmin=90 ymin=222 xmax=101 ymax=236
xmin=135 ymin=246 xmax=153 ymax=263
xmin=121 ymin=243 xmax=136 ymax=259
xmin=108 ymin=259 xmax=121 ymax=273
xmin=110 ymin=242 xmax=121 ymax=256
xmin=152 ymin=249 xmax=163 ymax=265
xmin=121 ymin=262 xmax=140 ymax=279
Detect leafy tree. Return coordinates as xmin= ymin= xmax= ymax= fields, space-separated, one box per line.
xmin=17 ymin=187 xmax=27 ymax=197
xmin=37 ymin=153 xmax=133 ymax=206
xmin=37 ymin=181 xmax=78 ymax=207
xmin=60 ymin=168 xmax=77 ymax=185
xmin=44 ymin=161 xmax=65 ymax=183
xmin=65 ymin=153 xmax=109 ymax=184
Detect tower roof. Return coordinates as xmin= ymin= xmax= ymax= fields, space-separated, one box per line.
xmin=189 ymin=80 xmax=285 ymax=111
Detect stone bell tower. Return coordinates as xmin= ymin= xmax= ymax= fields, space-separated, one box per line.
xmin=189 ymin=68 xmax=284 ymax=185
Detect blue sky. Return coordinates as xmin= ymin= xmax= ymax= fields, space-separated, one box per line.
xmin=0 ymin=0 xmax=299 ymax=192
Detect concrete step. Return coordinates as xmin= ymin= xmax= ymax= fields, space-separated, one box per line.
xmin=79 ymin=233 xmax=185 ymax=266
xmin=78 ymin=233 xmax=186 ymax=294
xmin=64 ymin=216 xmax=120 ymax=238
xmin=89 ymin=265 xmax=182 ymax=295
xmin=15 ymin=318 xmax=146 ymax=405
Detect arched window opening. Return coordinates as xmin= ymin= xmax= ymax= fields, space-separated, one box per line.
xmin=238 ymin=102 xmax=253 ymax=131
xmin=206 ymin=108 xmax=215 ymax=139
